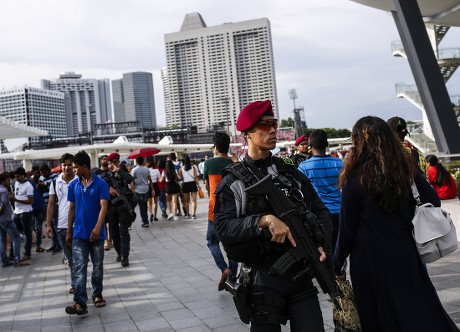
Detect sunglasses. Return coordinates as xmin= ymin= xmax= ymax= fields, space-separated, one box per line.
xmin=255 ymin=119 xmax=279 ymax=132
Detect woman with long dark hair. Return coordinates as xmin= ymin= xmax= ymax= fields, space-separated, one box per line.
xmin=426 ymin=155 xmax=457 ymax=200
xmin=333 ymin=116 xmax=458 ymax=331
xmin=177 ymin=155 xmax=199 ymax=219
xmin=160 ymin=160 xmax=181 ymax=221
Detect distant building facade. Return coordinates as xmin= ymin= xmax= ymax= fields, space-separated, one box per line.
xmin=112 ymin=72 xmax=156 ymax=129
xmin=163 ymin=13 xmax=279 ymax=136
xmin=41 ymin=72 xmax=112 ymax=136
xmin=0 ymin=87 xmax=66 ymax=146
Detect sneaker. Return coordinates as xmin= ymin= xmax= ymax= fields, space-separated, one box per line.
xmin=173 ymin=216 xmax=179 ymax=221
xmin=36 ymin=247 xmax=46 ymax=253
xmin=192 ymin=215 xmax=196 ymax=220
xmin=154 ymin=217 xmax=158 ymax=221
xmin=65 ymin=302 xmax=88 ymax=315
xmin=184 ymin=214 xmax=191 ymax=219
xmin=21 ymin=255 xmax=31 ymax=261
xmin=150 ymin=214 xmax=154 ymax=223
xmin=167 ymin=214 xmax=174 ymax=220
xmin=162 ymin=210 xmax=168 ymax=218
xmin=141 ymin=223 xmax=149 ymax=228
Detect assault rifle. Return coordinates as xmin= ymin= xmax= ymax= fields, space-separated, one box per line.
xmin=245 ymin=174 xmax=343 ymax=308
xmin=109 ymin=176 xmax=136 ymax=220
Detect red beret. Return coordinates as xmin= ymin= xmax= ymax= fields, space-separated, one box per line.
xmin=107 ymin=152 xmax=120 ymax=161
xmin=295 ymin=135 xmax=308 ymax=146
xmin=236 ymin=100 xmax=274 ymax=132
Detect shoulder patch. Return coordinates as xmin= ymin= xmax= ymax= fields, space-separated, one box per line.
xmin=282 ymin=157 xmax=294 ymax=166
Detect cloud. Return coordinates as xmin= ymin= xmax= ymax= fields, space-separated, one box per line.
xmin=0 ymin=0 xmax=458 ymax=129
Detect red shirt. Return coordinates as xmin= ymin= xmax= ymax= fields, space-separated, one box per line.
xmin=157 ymin=167 xmax=166 ymax=190
xmin=427 ymin=166 xmax=457 ymax=200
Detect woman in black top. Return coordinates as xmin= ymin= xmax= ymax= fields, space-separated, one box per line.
xmin=160 ymin=160 xmax=181 ymax=220
xmin=333 ymin=116 xmax=458 ymax=331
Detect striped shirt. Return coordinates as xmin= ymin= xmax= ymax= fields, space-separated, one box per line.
xmin=298 ymin=155 xmax=343 ymax=215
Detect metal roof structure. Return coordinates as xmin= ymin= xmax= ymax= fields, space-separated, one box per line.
xmin=351 ymin=0 xmax=460 ymax=26
xmin=0 ymin=141 xmax=220 ymax=162
xmin=0 ymin=116 xmax=48 ymax=140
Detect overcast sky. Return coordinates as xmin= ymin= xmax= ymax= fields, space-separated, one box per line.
xmin=1 ymin=0 xmax=459 ymax=129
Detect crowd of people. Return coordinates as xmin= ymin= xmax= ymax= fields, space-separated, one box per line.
xmin=0 ymin=148 xmax=216 ymax=315
xmin=1 ymin=99 xmax=460 ymax=330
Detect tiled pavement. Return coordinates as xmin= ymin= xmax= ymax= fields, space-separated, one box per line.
xmin=1 ymin=192 xmax=460 ymax=331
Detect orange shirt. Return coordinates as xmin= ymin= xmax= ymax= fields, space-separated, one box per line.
xmin=203 ymin=157 xmax=233 ymax=222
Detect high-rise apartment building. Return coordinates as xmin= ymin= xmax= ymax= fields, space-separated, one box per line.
xmin=111 ymin=72 xmax=156 ymax=129
xmin=163 ymin=13 xmax=278 ymax=135
xmin=0 ymin=87 xmax=66 ymax=146
xmin=41 ymin=72 xmax=113 ymax=136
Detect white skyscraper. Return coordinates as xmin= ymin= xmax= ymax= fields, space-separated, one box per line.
xmin=42 ymin=72 xmax=113 ymax=136
xmin=163 ymin=13 xmax=278 ymax=135
xmin=0 ymin=87 xmax=66 ymax=146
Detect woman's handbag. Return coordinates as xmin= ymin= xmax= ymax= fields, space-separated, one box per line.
xmin=198 ymin=186 xmax=204 ymax=199
xmin=333 ymin=279 xmax=362 ymax=332
xmin=411 ymin=182 xmax=458 ymax=263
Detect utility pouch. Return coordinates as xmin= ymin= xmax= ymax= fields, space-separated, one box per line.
xmin=232 ymin=285 xmax=251 ymax=324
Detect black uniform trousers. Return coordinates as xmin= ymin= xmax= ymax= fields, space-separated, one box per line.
xmin=249 ymin=265 xmax=324 ymax=332
xmin=107 ymin=204 xmax=132 ymax=259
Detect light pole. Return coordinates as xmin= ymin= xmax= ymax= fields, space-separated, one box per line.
xmin=289 ymin=89 xmax=297 ymax=110
xmin=289 ymin=89 xmax=302 ymax=137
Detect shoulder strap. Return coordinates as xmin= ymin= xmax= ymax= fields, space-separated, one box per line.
xmin=411 ymin=182 xmax=421 ymax=205
xmin=53 ymin=178 xmax=58 ymax=203
xmin=225 ymin=162 xmax=258 ymax=186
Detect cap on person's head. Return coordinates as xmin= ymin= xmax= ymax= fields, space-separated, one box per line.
xmin=107 ymin=152 xmax=120 ymax=161
xmin=295 ymin=135 xmax=308 ymax=146
xmin=236 ymin=100 xmax=274 ymax=132
xmin=387 ymin=116 xmax=408 ymax=136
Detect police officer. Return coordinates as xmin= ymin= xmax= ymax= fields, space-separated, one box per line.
xmin=214 ymin=100 xmax=332 ymax=332
xmin=104 ymin=153 xmax=135 ymax=267
xmin=290 ymin=134 xmax=312 ymax=168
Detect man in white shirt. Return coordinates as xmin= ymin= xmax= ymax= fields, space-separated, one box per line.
xmin=12 ymin=167 xmax=34 ymax=261
xmin=46 ymin=153 xmax=77 ymax=294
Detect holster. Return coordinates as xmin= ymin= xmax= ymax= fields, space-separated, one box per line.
xmin=224 ymin=265 xmax=252 ymax=324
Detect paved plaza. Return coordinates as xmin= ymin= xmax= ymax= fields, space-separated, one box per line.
xmin=1 ymin=192 xmax=460 ymax=331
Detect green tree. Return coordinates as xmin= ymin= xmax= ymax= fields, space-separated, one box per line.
xmin=280 ymin=118 xmax=295 ymax=128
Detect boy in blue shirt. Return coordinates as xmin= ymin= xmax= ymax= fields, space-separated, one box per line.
xmin=65 ymin=150 xmax=109 ymax=315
